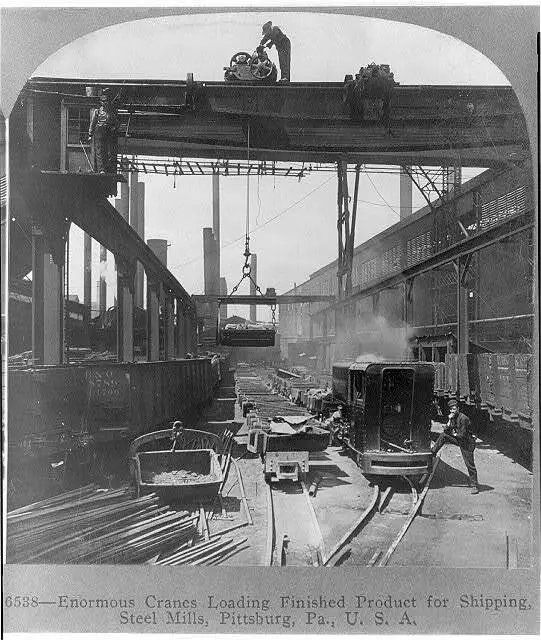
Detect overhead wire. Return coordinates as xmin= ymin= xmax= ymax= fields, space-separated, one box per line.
xmin=168 ymin=174 xmax=335 ymax=271
xmin=365 ymin=173 xmax=400 ymax=218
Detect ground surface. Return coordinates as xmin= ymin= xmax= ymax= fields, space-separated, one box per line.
xmin=210 ymin=409 xmax=533 ymax=568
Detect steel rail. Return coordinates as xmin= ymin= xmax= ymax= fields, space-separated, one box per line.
xmin=322 ymin=484 xmax=380 ymax=566
xmin=378 ymin=454 xmax=441 ymax=566
xmin=301 ymin=479 xmax=326 ymax=564
xmin=264 ymin=481 xmax=275 ymax=566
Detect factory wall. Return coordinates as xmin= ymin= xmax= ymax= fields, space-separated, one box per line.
xmin=279 ymin=170 xmax=533 ymax=361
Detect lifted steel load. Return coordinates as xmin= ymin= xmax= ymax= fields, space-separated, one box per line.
xmin=215 ymin=118 xmax=277 ymax=348
xmin=219 ymin=323 xmax=276 ymax=347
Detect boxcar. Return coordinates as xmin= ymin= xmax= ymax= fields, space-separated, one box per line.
xmin=335 ymin=361 xmax=434 ymax=477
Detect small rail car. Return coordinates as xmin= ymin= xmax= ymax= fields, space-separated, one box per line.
xmin=332 ymin=361 xmax=434 ymax=477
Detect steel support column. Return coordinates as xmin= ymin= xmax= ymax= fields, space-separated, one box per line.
xmin=32 ymin=225 xmax=64 ymax=364
xmin=456 ymin=254 xmax=472 ymax=354
xmin=404 ymin=278 xmax=415 ymax=359
xmin=164 ymin=290 xmax=175 ymax=359
xmin=404 ymin=278 xmax=414 ymax=327
xmin=146 ymin=278 xmax=160 ymax=361
xmin=83 ymin=232 xmax=92 ymax=310
xmin=99 ymin=244 xmax=107 ymax=315
xmin=185 ymin=311 xmax=194 ymax=355
xmin=116 ymin=257 xmax=135 ymax=362
xmin=336 ymin=162 xmax=360 ymax=299
xmin=175 ymin=298 xmax=186 ymax=357
xmin=31 ymin=226 xmax=45 ymax=364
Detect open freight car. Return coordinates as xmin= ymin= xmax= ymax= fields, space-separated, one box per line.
xmin=332 ymin=361 xmax=434 ymax=477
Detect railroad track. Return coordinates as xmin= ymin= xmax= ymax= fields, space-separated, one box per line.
xmin=238 ymin=367 xmax=441 ymax=567
xmin=265 ymin=478 xmax=325 ymax=566
xmin=264 ymin=462 xmax=439 ymax=567
xmin=323 ymin=458 xmax=440 ymax=567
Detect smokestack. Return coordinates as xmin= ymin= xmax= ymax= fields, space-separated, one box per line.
xmin=203 ymin=228 xmax=219 ymax=334
xmin=400 ymin=166 xmax=413 ymax=220
xmin=203 ymin=228 xmax=219 ymax=295
xmin=129 ymin=172 xmax=139 ymax=231
xmin=249 ymin=253 xmax=257 ymax=323
xmin=135 ymin=182 xmax=145 ymax=308
xmin=220 ymin=277 xmax=228 ymax=319
xmin=148 ymin=238 xmax=168 ymax=267
xmin=115 ymin=160 xmax=129 ymax=219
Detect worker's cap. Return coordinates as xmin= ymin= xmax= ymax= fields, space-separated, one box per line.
xmin=447 ymin=399 xmax=458 ymax=409
xmin=262 ymin=21 xmax=272 ymax=33
xmin=337 ymin=404 xmax=343 ymax=409
xmin=100 ymin=88 xmax=111 ymax=100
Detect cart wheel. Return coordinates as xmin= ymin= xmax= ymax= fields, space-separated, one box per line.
xmin=230 ymin=51 xmax=251 ymax=67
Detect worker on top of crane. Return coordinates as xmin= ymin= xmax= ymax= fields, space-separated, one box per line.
xmin=259 ymin=21 xmax=291 ymax=82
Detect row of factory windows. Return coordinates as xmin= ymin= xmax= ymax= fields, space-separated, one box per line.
xmin=281 ymin=184 xmax=527 ymax=312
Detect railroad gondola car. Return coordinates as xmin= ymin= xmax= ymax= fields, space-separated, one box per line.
xmin=333 ymin=361 xmax=434 ymax=477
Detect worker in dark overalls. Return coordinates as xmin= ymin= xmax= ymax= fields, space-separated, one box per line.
xmin=88 ymin=88 xmax=119 ymax=173
xmin=259 ymin=21 xmax=291 ymax=82
xmin=431 ymin=399 xmax=480 ymax=494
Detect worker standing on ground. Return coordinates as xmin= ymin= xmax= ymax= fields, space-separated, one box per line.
xmin=259 ymin=21 xmax=291 ymax=82
xmin=88 ymin=88 xmax=119 ymax=174
xmin=431 ymin=399 xmax=480 ymax=494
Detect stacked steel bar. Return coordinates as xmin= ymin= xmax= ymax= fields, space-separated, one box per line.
xmin=7 ymin=484 xmax=196 ymax=564
xmin=236 ymin=369 xmax=318 ymax=422
xmin=155 ymin=532 xmax=249 ymax=566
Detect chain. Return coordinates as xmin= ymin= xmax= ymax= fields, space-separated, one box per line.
xmin=218 ymin=122 xmax=276 ymax=321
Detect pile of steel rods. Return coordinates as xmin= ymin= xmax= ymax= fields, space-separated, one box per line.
xmin=154 ymin=531 xmax=249 ymax=566
xmin=149 ymin=439 xmax=252 ymax=566
xmin=7 ymin=484 xmax=196 ymax=564
xmin=8 ymin=445 xmax=254 ymax=567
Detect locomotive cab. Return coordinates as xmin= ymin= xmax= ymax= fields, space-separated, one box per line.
xmin=343 ymin=362 xmax=434 ymax=476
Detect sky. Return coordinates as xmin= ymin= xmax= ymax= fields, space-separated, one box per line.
xmin=33 ymin=11 xmax=508 ymax=319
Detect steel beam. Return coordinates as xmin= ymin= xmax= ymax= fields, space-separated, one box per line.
xmin=27 ymin=78 xmax=529 ymax=168
xmin=29 ymin=172 xmax=194 ymax=310
xmin=195 ymin=294 xmax=335 ymax=304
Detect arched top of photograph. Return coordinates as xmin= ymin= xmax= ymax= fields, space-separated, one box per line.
xmin=34 ymin=12 xmax=509 ymax=86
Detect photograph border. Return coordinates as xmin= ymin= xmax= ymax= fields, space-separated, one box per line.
xmin=2 ymin=4 xmax=539 ymax=636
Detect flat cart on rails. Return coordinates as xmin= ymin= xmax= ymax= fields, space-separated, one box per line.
xmin=247 ymin=417 xmax=330 ymax=483
xmin=332 ymin=361 xmax=434 ymax=477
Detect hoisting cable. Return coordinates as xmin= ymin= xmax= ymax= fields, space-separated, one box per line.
xmin=218 ymin=123 xmax=277 ymax=329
